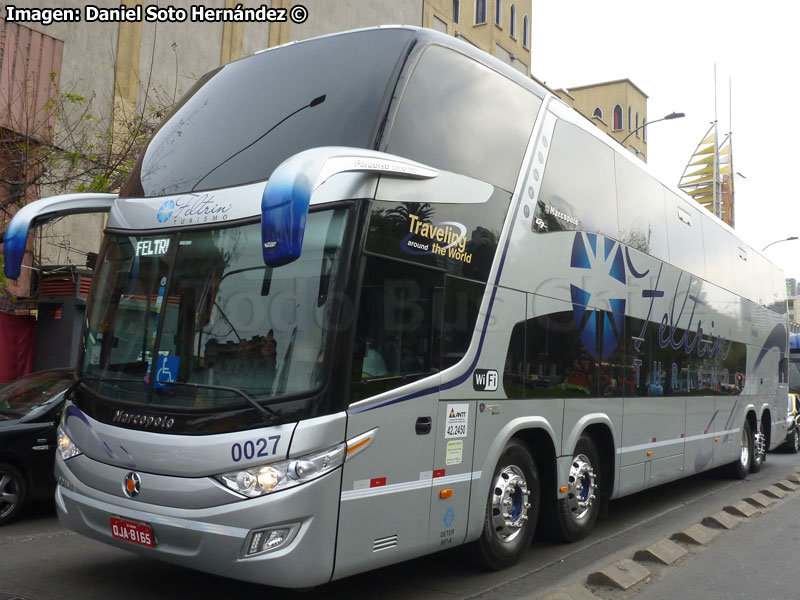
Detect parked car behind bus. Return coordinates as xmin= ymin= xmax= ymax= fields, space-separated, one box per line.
xmin=0 ymin=369 xmax=73 ymax=525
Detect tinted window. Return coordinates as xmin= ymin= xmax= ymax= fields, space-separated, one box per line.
xmin=441 ymin=276 xmax=484 ymax=369
xmin=121 ymin=29 xmax=413 ymax=198
xmin=533 ymin=120 xmax=619 ymax=238
xmin=700 ymin=217 xmax=735 ymax=292
xmin=504 ymin=303 xmax=748 ymax=399
xmin=615 ymin=153 xmax=668 ymax=261
xmin=664 ymin=191 xmax=706 ymax=279
xmin=364 ymin=191 xmax=510 ymax=283
xmin=386 ymin=45 xmax=541 ymax=192
xmin=350 ymin=255 xmax=443 ymax=403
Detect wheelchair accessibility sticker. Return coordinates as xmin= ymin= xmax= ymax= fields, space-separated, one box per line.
xmin=155 ymin=355 xmax=179 ymax=389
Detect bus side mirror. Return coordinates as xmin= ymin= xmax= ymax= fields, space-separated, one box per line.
xmin=3 ymin=193 xmax=116 ymax=279
xmin=261 ymin=147 xmax=438 ymax=268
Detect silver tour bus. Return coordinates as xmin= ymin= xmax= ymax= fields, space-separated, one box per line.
xmin=4 ymin=26 xmax=788 ymax=588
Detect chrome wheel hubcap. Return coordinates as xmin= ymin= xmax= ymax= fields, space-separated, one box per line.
xmin=739 ymin=428 xmax=749 ymax=466
xmin=490 ymin=465 xmax=530 ymax=542
xmin=566 ymin=454 xmax=596 ymax=520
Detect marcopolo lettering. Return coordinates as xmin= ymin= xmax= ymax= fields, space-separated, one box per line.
xmin=113 ymin=410 xmax=175 ymax=430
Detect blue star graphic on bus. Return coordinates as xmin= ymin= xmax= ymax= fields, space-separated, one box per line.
xmin=568 ymin=232 xmax=628 ymax=360
xmin=443 ymin=507 xmax=455 ymax=528
xmin=157 ymin=200 xmax=175 ymax=223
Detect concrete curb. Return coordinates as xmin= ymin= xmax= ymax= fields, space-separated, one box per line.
xmin=776 ymin=479 xmax=798 ymax=491
xmin=633 ymin=539 xmax=687 ymax=565
xmin=744 ymin=491 xmax=777 ymax=508
xmin=542 ymin=473 xmax=793 ymax=600
xmin=670 ymin=523 xmax=718 ymax=545
xmin=760 ymin=485 xmax=787 ymax=499
xmin=723 ymin=500 xmax=760 ymax=518
xmin=701 ymin=510 xmax=741 ymax=530
xmin=586 ymin=559 xmax=650 ymax=590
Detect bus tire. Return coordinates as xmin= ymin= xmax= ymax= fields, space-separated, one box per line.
xmin=544 ymin=435 xmax=600 ymax=542
xmin=728 ymin=420 xmax=753 ymax=479
xmin=467 ymin=439 xmax=539 ymax=570
xmin=751 ymin=426 xmax=765 ymax=473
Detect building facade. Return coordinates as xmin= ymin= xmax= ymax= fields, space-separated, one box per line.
xmin=554 ymin=79 xmax=648 ymax=161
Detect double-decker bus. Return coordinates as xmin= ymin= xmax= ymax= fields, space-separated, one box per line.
xmin=3 ymin=26 xmax=788 ymax=587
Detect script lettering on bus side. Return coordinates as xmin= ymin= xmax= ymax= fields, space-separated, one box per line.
xmin=632 ymin=263 xmax=735 ymax=391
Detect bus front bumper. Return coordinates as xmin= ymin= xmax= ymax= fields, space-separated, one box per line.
xmin=54 ymin=457 xmax=341 ymax=588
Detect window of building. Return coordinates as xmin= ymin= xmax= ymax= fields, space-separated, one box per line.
xmin=627 ymin=106 xmax=632 ymax=131
xmin=475 ymin=0 xmax=487 ymax=23
xmin=453 ymin=0 xmax=460 ymax=23
xmin=642 ymin=117 xmax=646 ymax=142
xmin=613 ymin=105 xmax=623 ymax=130
xmin=510 ymin=4 xmax=516 ymax=37
xmin=635 ymin=112 xmax=639 ymax=137
xmin=592 ymin=107 xmax=603 ymax=120
xmin=495 ymin=0 xmax=502 ymax=26
xmin=522 ymin=15 xmax=529 ymax=47
xmin=432 ymin=15 xmax=448 ymax=33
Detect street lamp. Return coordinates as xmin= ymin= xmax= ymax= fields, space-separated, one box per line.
xmin=620 ymin=112 xmax=685 ymax=145
xmin=762 ymin=236 xmax=798 ymax=251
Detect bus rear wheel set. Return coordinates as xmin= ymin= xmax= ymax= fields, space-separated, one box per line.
xmin=470 ymin=435 xmax=602 ymax=569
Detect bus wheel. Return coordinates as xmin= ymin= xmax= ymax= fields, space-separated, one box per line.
xmin=548 ymin=435 xmax=600 ymax=542
xmin=468 ymin=439 xmax=539 ymax=570
xmin=728 ymin=420 xmax=753 ymax=479
xmin=751 ymin=428 xmax=765 ymax=473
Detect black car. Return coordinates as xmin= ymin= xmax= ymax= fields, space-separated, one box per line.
xmin=0 ymin=369 xmax=74 ymax=525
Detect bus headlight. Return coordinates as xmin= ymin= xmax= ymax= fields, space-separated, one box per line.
xmin=57 ymin=426 xmax=82 ymax=461
xmin=215 ymin=443 xmax=345 ymax=498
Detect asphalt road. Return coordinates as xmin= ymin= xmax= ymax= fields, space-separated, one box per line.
xmin=2 ymin=450 xmax=799 ymax=600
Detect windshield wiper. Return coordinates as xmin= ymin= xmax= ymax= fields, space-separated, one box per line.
xmin=77 ymin=375 xmax=280 ymax=426
xmin=154 ymin=379 xmax=280 ymax=425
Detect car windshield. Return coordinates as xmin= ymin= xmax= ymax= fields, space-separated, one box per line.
xmin=79 ymin=208 xmax=349 ymax=415
xmin=0 ymin=370 xmax=72 ymax=419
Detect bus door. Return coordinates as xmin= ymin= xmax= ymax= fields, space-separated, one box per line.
xmin=334 ymin=253 xmax=443 ymax=578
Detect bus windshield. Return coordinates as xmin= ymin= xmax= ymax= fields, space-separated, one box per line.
xmin=79 ymin=208 xmax=349 ymax=417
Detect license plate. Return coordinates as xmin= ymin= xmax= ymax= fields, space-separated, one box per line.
xmin=110 ymin=516 xmax=154 ymax=547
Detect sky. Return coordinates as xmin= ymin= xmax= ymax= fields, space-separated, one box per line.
xmin=531 ymin=0 xmax=800 ymax=284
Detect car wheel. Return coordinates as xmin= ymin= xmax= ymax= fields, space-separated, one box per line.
xmin=466 ymin=439 xmax=539 ymax=570
xmin=0 ymin=462 xmax=27 ymax=526
xmin=542 ymin=435 xmax=601 ymax=542
xmin=791 ymin=428 xmax=800 ymax=454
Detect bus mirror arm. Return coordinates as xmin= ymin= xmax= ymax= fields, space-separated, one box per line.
xmin=261 ymin=146 xmax=438 ymax=268
xmin=3 ymin=193 xmax=117 ymax=280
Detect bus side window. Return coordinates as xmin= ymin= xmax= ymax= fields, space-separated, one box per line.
xmin=440 ymin=276 xmax=484 ymax=370
xmin=349 ymin=255 xmax=443 ymax=403
xmin=533 ymin=120 xmax=618 ymax=239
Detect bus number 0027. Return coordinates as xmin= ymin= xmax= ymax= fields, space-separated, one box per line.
xmin=231 ymin=436 xmax=281 ymax=462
